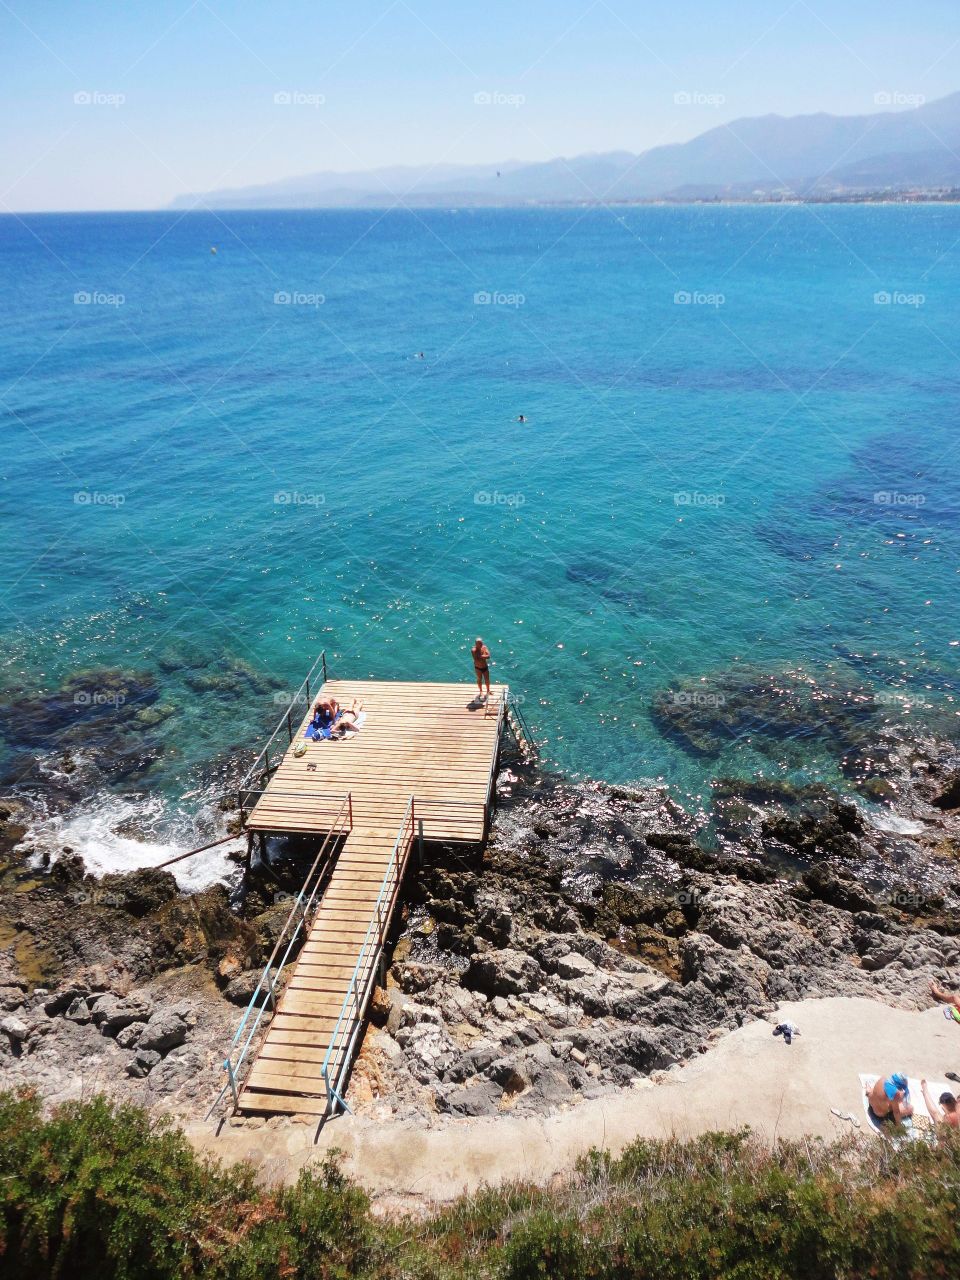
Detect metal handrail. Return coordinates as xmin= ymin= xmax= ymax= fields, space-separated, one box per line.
xmin=400 ymin=794 xmax=489 ymax=844
xmin=482 ymin=694 xmax=508 ymax=825
xmin=207 ymin=791 xmax=352 ymax=1118
xmin=238 ymin=648 xmax=328 ymax=791
xmin=320 ymin=797 xmax=417 ymax=1117
xmin=509 ymin=696 xmax=535 ymax=744
xmin=501 ymin=689 xmax=535 ymax=754
xmin=238 ymin=786 xmax=353 ymax=830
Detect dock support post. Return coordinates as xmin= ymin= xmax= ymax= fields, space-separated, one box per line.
xmin=417 ymin=819 xmax=424 ymax=871
xmin=321 ymin=652 xmax=328 ymax=683
xmin=225 ymin=1058 xmax=239 ymax=1108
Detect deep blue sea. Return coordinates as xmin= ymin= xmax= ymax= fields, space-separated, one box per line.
xmin=1 ymin=206 xmax=958 ymax=877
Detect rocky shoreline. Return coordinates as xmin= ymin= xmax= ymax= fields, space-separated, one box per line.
xmin=1 ymin=723 xmax=959 ymax=1127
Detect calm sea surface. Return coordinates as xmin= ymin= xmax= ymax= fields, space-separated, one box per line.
xmin=1 ymin=206 xmax=958 ymax=872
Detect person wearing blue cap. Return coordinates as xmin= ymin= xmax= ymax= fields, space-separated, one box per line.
xmin=866 ymin=1072 xmax=914 ymax=1125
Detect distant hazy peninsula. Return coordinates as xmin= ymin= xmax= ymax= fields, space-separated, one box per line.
xmin=171 ymin=91 xmax=960 ymax=210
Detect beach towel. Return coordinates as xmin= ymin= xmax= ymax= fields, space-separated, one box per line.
xmin=303 ymin=711 xmax=365 ymax=741
xmin=304 ymin=710 xmax=341 ymax=741
xmin=859 ymin=1074 xmax=947 ymax=1142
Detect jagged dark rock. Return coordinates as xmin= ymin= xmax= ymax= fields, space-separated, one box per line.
xmin=464 ymin=949 xmax=544 ymax=997
xmin=802 ymin=864 xmax=876 ymax=913
xmin=931 ymin=771 xmax=960 ymax=811
xmin=98 ymin=869 xmax=178 ymax=918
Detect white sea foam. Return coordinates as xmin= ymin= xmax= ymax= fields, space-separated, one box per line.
xmin=869 ymin=809 xmax=926 ymax=837
xmin=30 ymin=792 xmax=243 ymax=892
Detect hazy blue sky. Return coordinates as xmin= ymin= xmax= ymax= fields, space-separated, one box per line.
xmin=1 ymin=0 xmax=957 ymax=211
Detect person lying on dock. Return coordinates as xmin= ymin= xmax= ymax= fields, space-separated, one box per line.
xmin=305 ymin=698 xmax=340 ymax=740
xmin=866 ymin=1073 xmax=913 ymax=1126
xmin=921 ymin=1079 xmax=960 ymax=1129
xmin=329 ymin=699 xmax=364 ymax=739
xmin=930 ymin=980 xmax=960 ymax=1014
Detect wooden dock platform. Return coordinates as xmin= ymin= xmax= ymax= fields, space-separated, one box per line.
xmin=232 ymin=677 xmax=509 ymax=1117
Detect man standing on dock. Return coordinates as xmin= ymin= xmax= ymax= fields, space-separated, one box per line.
xmin=472 ymin=637 xmax=491 ymax=703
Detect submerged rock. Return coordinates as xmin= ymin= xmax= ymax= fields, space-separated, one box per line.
xmin=650 ymin=666 xmax=885 ymax=761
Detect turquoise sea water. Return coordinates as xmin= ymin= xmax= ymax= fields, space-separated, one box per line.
xmin=1 ymin=205 xmax=958 ymax=851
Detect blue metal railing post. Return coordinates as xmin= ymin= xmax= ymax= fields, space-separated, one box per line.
xmin=225 ymin=1058 xmax=239 ymax=1107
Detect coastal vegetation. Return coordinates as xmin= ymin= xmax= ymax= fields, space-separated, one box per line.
xmin=2 ymin=1089 xmax=958 ymax=1279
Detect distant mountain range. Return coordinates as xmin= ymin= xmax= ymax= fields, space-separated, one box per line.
xmin=171 ymin=91 xmax=960 ymax=209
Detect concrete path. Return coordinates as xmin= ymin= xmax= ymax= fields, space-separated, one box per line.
xmin=187 ymin=997 xmax=960 ymax=1201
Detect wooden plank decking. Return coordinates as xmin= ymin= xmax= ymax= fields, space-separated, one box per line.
xmin=235 ymin=679 xmax=507 ymax=1116
xmin=245 ymin=680 xmax=506 ymax=843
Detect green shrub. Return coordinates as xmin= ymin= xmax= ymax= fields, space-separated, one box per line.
xmin=0 ymin=1090 xmax=241 ymax=1278
xmin=1 ymin=1091 xmax=959 ymax=1280
xmin=225 ymin=1160 xmax=373 ymax=1280
xmin=501 ymin=1211 xmax=596 ymax=1280
xmin=0 ymin=1091 xmax=371 ymax=1280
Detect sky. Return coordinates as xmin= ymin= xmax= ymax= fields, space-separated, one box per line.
xmin=0 ymin=0 xmax=958 ymax=211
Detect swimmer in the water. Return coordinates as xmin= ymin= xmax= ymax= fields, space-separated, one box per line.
xmin=517 ymin=414 xmax=526 ymax=423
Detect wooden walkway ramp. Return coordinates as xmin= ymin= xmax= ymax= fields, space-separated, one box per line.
xmin=231 ymin=679 xmax=508 ymax=1117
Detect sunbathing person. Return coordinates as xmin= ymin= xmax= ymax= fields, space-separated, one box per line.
xmin=930 ymin=980 xmax=960 ymax=1012
xmin=329 ymin=699 xmax=363 ymax=739
xmin=921 ymin=1079 xmax=960 ymax=1129
xmin=306 ymin=698 xmax=341 ymax=740
xmin=866 ymin=1072 xmax=914 ymax=1125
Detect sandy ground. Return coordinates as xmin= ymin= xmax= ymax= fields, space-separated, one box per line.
xmin=187 ymin=996 xmax=960 ymax=1202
